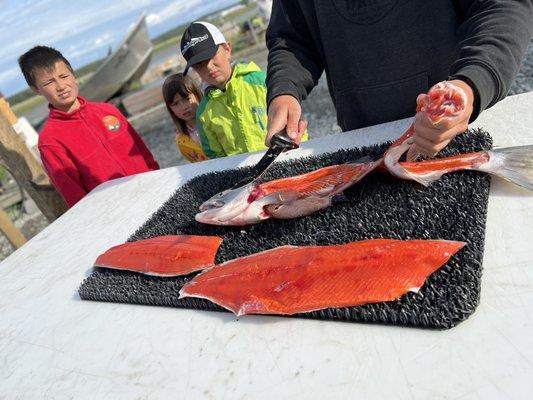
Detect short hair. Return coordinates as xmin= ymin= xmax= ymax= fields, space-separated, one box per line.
xmin=162 ymin=73 xmax=203 ymax=134
xmin=18 ymin=46 xmax=74 ymax=88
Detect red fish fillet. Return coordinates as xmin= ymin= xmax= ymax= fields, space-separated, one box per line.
xmin=94 ymin=235 xmax=223 ymax=276
xmin=179 ymin=239 xmax=465 ymax=316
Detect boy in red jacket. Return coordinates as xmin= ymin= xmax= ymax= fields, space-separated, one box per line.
xmin=18 ymin=46 xmax=159 ymax=207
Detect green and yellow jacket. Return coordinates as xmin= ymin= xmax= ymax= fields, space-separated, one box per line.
xmin=197 ymin=62 xmax=307 ymax=159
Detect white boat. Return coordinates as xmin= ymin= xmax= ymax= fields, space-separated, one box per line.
xmin=80 ymin=14 xmax=153 ymax=101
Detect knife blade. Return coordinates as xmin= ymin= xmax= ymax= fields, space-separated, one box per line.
xmin=230 ymin=130 xmax=298 ymax=189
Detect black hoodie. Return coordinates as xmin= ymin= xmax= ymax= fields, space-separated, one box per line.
xmin=266 ymin=0 xmax=533 ymax=131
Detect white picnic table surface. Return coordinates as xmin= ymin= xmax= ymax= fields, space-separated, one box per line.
xmin=1 ymin=92 xmax=532 ymax=399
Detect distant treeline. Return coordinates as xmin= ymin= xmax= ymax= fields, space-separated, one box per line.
xmin=153 ymin=26 xmax=188 ymax=47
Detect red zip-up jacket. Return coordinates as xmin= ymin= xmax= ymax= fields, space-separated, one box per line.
xmin=38 ymin=97 xmax=159 ymax=207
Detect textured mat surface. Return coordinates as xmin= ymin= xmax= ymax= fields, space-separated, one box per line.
xmin=79 ymin=129 xmax=492 ymax=329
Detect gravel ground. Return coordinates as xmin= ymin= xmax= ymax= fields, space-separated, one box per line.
xmin=1 ymin=39 xmax=532 ymax=261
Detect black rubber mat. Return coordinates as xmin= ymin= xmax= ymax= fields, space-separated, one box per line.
xmin=79 ymin=129 xmax=492 ymax=329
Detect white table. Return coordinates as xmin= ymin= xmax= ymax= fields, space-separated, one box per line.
xmin=1 ymin=92 xmax=532 ymax=399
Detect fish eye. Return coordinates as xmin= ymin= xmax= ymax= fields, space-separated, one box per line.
xmin=215 ymin=189 xmax=230 ymax=198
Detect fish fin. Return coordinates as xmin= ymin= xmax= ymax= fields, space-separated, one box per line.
xmin=255 ymin=192 xmax=288 ymax=206
xmin=265 ymin=195 xmax=332 ymax=219
xmin=407 ymin=173 xmax=441 ymax=187
xmin=408 ymin=286 xmax=421 ymax=294
xmin=332 ymin=192 xmax=348 ymax=203
xmin=347 ymin=154 xmax=379 ymax=164
xmin=406 ymin=147 xmax=422 ymax=162
xmin=483 ymin=146 xmax=533 ymax=190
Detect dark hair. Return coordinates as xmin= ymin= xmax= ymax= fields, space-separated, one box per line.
xmin=162 ymin=73 xmax=203 ymax=134
xmin=18 ymin=46 xmax=74 ymax=88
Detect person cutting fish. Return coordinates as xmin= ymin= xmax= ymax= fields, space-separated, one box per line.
xmin=264 ymin=0 xmax=533 ymax=160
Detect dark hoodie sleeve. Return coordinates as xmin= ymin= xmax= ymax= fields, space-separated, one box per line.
xmin=449 ymin=0 xmax=533 ymax=120
xmin=266 ymin=0 xmax=324 ymax=107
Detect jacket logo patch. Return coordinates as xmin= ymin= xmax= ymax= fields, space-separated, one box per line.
xmin=334 ymin=0 xmax=398 ymax=25
xmin=102 ymin=115 xmax=121 ymax=132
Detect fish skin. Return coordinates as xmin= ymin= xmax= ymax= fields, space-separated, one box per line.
xmin=94 ymin=235 xmax=223 ymax=276
xmin=383 ymin=81 xmax=533 ymax=190
xmin=179 ymin=239 xmax=466 ymax=316
xmin=386 ymin=131 xmax=533 ymax=189
xmin=390 ymin=150 xmax=491 ymax=185
xmin=195 ymin=160 xmax=382 ymax=226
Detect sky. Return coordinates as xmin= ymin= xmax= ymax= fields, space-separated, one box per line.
xmin=0 ymin=0 xmax=240 ymax=97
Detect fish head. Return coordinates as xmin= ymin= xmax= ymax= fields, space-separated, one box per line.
xmin=196 ymin=184 xmax=277 ymax=226
xmin=198 ymin=187 xmax=242 ymax=212
xmin=417 ymin=81 xmax=467 ymax=124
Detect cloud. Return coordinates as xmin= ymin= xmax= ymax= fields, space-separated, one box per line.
xmin=0 ymin=67 xmax=20 ymax=84
xmin=154 ymin=0 xmax=207 ymax=24
xmin=0 ymin=67 xmax=25 ymax=95
xmin=0 ymin=0 xmax=240 ymax=96
xmin=94 ymin=33 xmax=114 ymax=48
xmin=0 ymin=0 xmax=152 ymax=61
xmin=146 ymin=13 xmax=161 ymax=26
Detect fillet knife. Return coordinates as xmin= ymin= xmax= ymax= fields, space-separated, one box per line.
xmin=230 ymin=129 xmax=299 ymax=189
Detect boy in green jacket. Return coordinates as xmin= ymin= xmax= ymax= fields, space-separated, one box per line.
xmin=180 ymin=21 xmax=307 ymax=159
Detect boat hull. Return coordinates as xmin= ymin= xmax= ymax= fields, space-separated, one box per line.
xmin=80 ymin=15 xmax=153 ymax=102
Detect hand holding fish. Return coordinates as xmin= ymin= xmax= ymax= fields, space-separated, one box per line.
xmin=266 ymin=94 xmax=308 ymax=146
xmin=197 ymin=79 xmax=531 ymax=227
xmin=407 ymin=80 xmax=474 ymax=161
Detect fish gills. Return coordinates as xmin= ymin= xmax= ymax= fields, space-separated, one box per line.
xmin=179 ymin=239 xmax=465 ymax=316
xmin=94 ymin=235 xmax=223 ymax=276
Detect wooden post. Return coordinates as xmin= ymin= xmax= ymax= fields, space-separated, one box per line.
xmin=246 ymin=19 xmax=259 ymax=45
xmin=0 ymin=96 xmax=67 ymax=222
xmin=0 ymin=97 xmax=18 ymax=125
xmin=0 ymin=208 xmax=26 ymax=248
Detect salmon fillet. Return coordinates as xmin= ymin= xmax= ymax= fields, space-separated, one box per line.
xmin=94 ymin=235 xmax=223 ymax=276
xmin=179 ymin=239 xmax=465 ymax=315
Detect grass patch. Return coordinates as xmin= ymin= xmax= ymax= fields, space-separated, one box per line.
xmin=154 ymin=37 xmax=180 ymax=53
xmin=11 ymin=96 xmax=46 ymax=115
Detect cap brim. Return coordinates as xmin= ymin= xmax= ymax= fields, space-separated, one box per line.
xmin=183 ymin=45 xmax=219 ymax=75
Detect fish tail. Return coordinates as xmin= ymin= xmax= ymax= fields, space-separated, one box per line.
xmin=408 ymin=173 xmax=443 ymax=187
xmin=482 ymin=145 xmax=533 ymax=190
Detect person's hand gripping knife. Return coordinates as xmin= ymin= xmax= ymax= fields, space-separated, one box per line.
xmin=407 ymin=79 xmax=475 ymax=161
xmin=266 ymin=94 xmax=308 ymax=146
